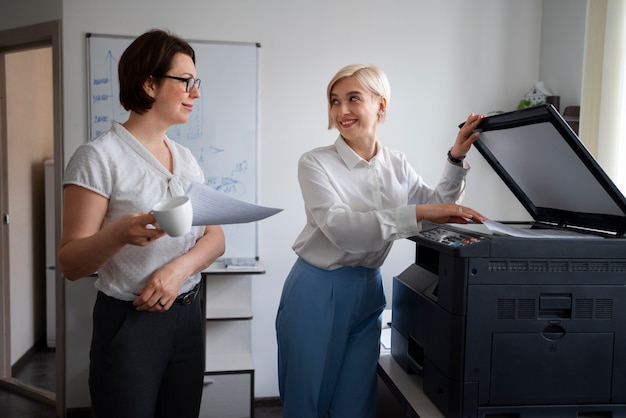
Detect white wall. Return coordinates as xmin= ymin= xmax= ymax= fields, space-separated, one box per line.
xmin=540 ymin=0 xmax=587 ymax=111
xmin=0 ymin=0 xmax=61 ymax=29
xmin=1 ymin=0 xmax=588 ymax=402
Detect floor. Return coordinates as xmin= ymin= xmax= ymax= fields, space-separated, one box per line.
xmin=0 ymin=348 xmax=56 ymax=418
xmin=0 ymin=348 xmax=283 ymax=417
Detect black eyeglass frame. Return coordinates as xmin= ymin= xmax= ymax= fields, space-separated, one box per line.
xmin=156 ymin=75 xmax=201 ymax=92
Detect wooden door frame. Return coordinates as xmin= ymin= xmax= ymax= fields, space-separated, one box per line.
xmin=0 ymin=20 xmax=64 ymax=415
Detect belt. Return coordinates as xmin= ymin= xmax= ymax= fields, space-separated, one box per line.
xmin=174 ymin=283 xmax=200 ymax=305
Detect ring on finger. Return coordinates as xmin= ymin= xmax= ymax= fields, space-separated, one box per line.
xmin=158 ymin=300 xmax=166 ymax=307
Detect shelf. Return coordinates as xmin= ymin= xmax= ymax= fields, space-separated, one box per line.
xmin=201 ymin=371 xmax=254 ymax=418
xmin=205 ymin=352 xmax=254 ymax=373
xmin=204 ymin=275 xmax=251 ymax=319
xmin=378 ymin=353 xmax=442 ymax=418
xmin=563 ymin=105 xmax=579 ymax=135
xmin=205 ymin=320 xmax=251 ymax=371
xmin=206 ymin=307 xmax=252 ymax=320
xmin=202 ymin=258 xmax=255 ymax=416
xmin=203 ymin=260 xmax=266 ymax=274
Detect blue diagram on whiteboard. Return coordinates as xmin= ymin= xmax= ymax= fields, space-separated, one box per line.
xmin=90 ymin=50 xmax=129 ymax=138
xmin=206 ymin=175 xmax=247 ymax=197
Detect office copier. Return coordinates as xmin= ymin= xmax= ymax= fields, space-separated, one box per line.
xmin=391 ymin=105 xmax=626 ymax=418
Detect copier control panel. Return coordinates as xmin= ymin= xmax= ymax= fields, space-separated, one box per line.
xmin=420 ymin=226 xmax=486 ymax=248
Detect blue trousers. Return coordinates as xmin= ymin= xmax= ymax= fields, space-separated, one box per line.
xmin=89 ymin=291 xmax=205 ymax=418
xmin=276 ymin=258 xmax=386 ymax=418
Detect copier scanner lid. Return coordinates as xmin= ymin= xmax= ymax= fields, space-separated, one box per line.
xmin=470 ymin=104 xmax=626 ymax=235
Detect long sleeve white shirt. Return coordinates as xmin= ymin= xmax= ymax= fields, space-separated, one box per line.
xmin=292 ymin=136 xmax=469 ymax=270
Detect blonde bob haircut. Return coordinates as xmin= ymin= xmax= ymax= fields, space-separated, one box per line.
xmin=326 ymin=64 xmax=391 ymax=129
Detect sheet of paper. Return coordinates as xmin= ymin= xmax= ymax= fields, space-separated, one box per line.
xmin=483 ymin=219 xmax=602 ymax=239
xmin=186 ymin=182 xmax=283 ymax=226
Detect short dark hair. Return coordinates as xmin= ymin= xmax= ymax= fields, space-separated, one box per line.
xmin=118 ymin=29 xmax=196 ymax=114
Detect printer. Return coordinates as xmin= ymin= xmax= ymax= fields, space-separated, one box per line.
xmin=391 ymin=105 xmax=626 ymax=418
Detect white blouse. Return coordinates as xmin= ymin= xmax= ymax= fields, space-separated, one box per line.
xmin=292 ymin=136 xmax=469 ymax=270
xmin=63 ymin=122 xmax=206 ymax=300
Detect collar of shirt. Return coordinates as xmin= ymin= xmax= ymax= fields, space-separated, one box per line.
xmin=334 ymin=135 xmax=387 ymax=169
xmin=112 ymin=122 xmax=188 ymax=196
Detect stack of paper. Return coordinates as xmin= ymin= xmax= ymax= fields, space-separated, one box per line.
xmin=224 ymin=258 xmax=259 ymax=270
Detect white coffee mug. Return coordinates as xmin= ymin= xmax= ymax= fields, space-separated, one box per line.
xmin=151 ymin=196 xmax=193 ymax=237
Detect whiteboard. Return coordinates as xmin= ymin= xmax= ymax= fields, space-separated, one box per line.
xmin=87 ymin=33 xmax=259 ymax=259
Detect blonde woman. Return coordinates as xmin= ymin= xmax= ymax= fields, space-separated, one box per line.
xmin=276 ymin=64 xmax=485 ymax=418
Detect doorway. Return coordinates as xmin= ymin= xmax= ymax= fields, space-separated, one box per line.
xmin=0 ymin=21 xmax=64 ymax=416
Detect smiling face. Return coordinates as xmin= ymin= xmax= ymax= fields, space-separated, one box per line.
xmin=329 ymin=76 xmax=385 ymax=143
xmin=149 ymin=52 xmax=200 ymax=127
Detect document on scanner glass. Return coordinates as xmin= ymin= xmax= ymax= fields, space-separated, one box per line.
xmin=483 ymin=219 xmax=602 ymax=239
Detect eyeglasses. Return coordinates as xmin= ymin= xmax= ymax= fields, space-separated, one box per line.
xmin=157 ymin=75 xmax=201 ymax=92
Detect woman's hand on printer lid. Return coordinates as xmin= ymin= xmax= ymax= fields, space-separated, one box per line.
xmin=415 ymin=202 xmax=487 ymax=225
xmin=449 ymin=113 xmax=486 ymax=164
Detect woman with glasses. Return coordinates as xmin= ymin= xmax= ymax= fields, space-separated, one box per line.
xmin=275 ymin=64 xmax=486 ymax=418
xmin=58 ymin=29 xmax=225 ymax=418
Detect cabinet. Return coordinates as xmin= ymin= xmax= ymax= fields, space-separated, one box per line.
xmin=200 ymin=261 xmax=265 ymax=418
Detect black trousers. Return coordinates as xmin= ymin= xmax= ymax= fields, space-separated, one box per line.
xmin=89 ymin=291 xmax=205 ymax=418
